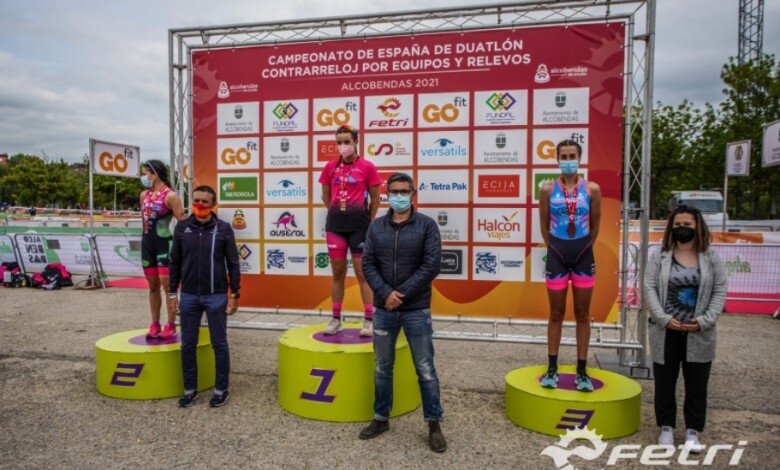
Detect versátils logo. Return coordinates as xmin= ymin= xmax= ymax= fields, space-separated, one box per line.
xmin=264 ymin=173 xmax=308 ymax=204
xmin=478 ymin=174 xmax=520 ymax=198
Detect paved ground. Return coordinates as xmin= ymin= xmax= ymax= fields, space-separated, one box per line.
xmin=1 ymin=287 xmax=778 ymax=469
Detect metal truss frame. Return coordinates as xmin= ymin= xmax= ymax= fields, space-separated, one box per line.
xmin=169 ymin=0 xmax=655 ymax=365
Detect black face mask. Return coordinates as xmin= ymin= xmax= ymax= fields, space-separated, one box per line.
xmin=672 ymin=226 xmax=696 ymax=244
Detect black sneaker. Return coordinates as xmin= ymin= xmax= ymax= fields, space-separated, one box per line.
xmin=209 ymin=390 xmax=229 ymax=407
xmin=428 ymin=421 xmax=447 ymax=453
xmin=178 ymin=391 xmax=197 ymax=408
xmin=359 ymin=419 xmax=389 ymax=440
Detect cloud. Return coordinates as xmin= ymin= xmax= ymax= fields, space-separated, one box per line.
xmin=0 ymin=0 xmax=777 ymax=161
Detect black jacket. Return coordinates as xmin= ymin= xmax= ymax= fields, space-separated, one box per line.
xmin=362 ymin=207 xmax=441 ymax=311
xmin=169 ymin=213 xmax=240 ymax=295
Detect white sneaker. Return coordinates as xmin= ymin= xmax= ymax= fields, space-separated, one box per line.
xmin=323 ymin=317 xmax=342 ymax=335
xmin=684 ymin=429 xmax=705 ymax=454
xmin=658 ymin=426 xmax=674 ymax=446
xmin=360 ymin=319 xmax=373 ymax=337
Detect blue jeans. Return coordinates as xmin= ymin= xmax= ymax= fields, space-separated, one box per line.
xmin=179 ymin=293 xmax=230 ymax=392
xmin=373 ymin=308 xmax=443 ymax=421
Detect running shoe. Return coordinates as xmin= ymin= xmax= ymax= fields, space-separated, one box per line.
xmin=178 ymin=391 xmax=197 ymax=408
xmin=159 ymin=322 xmax=176 ymax=340
xmin=540 ymin=368 xmax=559 ymax=388
xmin=576 ymin=372 xmax=595 ymax=392
xmin=360 ymin=319 xmax=374 ymax=337
xmin=684 ymin=429 xmax=705 ymax=454
xmin=146 ymin=321 xmax=161 ymax=339
xmin=323 ymin=317 xmax=342 ymax=335
xmin=209 ymin=390 xmax=229 ymax=408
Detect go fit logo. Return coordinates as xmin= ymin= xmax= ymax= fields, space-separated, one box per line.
xmin=316 ymin=101 xmax=357 ymax=127
xmin=98 ymin=147 xmax=136 ymax=174
xmin=422 ymin=96 xmax=467 ymax=124
xmin=221 ymin=141 xmax=258 ymax=166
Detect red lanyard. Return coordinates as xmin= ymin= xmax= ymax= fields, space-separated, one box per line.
xmin=561 ymin=177 xmax=579 ymax=237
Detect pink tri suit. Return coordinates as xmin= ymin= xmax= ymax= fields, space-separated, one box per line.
xmin=141 ymin=186 xmax=174 ymax=277
xmin=545 ymin=177 xmax=596 ymax=290
xmin=318 ymin=156 xmax=382 ymax=260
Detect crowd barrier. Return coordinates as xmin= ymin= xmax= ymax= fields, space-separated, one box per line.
xmin=2 ymin=235 xmax=778 ymax=309
xmin=624 ymin=243 xmax=780 ymax=312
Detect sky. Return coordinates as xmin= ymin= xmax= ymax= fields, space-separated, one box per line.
xmin=0 ymin=0 xmax=778 ymax=162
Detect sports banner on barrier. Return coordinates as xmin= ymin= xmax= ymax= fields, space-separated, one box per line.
xmin=191 ymin=22 xmax=626 ymax=320
xmin=14 ymin=234 xmax=94 ymax=274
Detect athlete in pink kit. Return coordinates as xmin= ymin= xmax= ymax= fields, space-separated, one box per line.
xmin=140 ymin=160 xmax=187 ymax=340
xmin=318 ymin=125 xmax=382 ymax=336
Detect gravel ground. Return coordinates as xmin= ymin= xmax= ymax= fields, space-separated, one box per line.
xmin=1 ymin=287 xmax=778 ymax=469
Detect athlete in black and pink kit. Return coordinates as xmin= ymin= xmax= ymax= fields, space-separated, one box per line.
xmin=318 ymin=125 xmax=382 ymax=336
xmin=140 ymin=160 xmax=187 ymax=340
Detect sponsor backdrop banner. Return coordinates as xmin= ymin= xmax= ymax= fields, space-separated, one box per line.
xmin=191 ymin=23 xmax=626 ymax=320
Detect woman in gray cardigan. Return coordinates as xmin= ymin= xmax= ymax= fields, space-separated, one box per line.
xmin=643 ymin=205 xmax=727 ymax=453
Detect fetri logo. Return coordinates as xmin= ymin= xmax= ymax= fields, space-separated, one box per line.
xmin=378 ymin=97 xmax=401 ymax=118
xmin=317 ymin=102 xmax=357 ymax=127
xmin=478 ymin=174 xmax=520 ymax=198
xmin=221 ymin=141 xmax=257 ymax=165
xmin=369 ymin=97 xmax=408 ymax=127
xmin=422 ymin=97 xmax=467 ymax=123
xmin=317 ymin=140 xmax=339 ymax=162
xmin=99 ymin=148 xmax=134 ymax=173
xmin=273 ymin=102 xmax=299 ymax=120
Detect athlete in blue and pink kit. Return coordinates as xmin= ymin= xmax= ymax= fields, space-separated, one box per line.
xmin=539 ymin=140 xmax=602 ymax=391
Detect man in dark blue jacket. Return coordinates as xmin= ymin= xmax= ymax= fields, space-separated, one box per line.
xmin=168 ymin=185 xmax=240 ymax=408
xmin=358 ymin=172 xmax=446 ymax=453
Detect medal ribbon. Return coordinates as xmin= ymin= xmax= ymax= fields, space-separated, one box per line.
xmin=561 ymin=177 xmax=579 ymax=237
xmin=337 ymin=158 xmax=356 ymax=211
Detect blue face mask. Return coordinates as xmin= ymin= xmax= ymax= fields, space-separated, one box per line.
xmin=389 ymin=194 xmax=412 ymax=213
xmin=140 ymin=175 xmax=153 ymax=188
xmin=559 ymin=160 xmax=579 ymax=176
